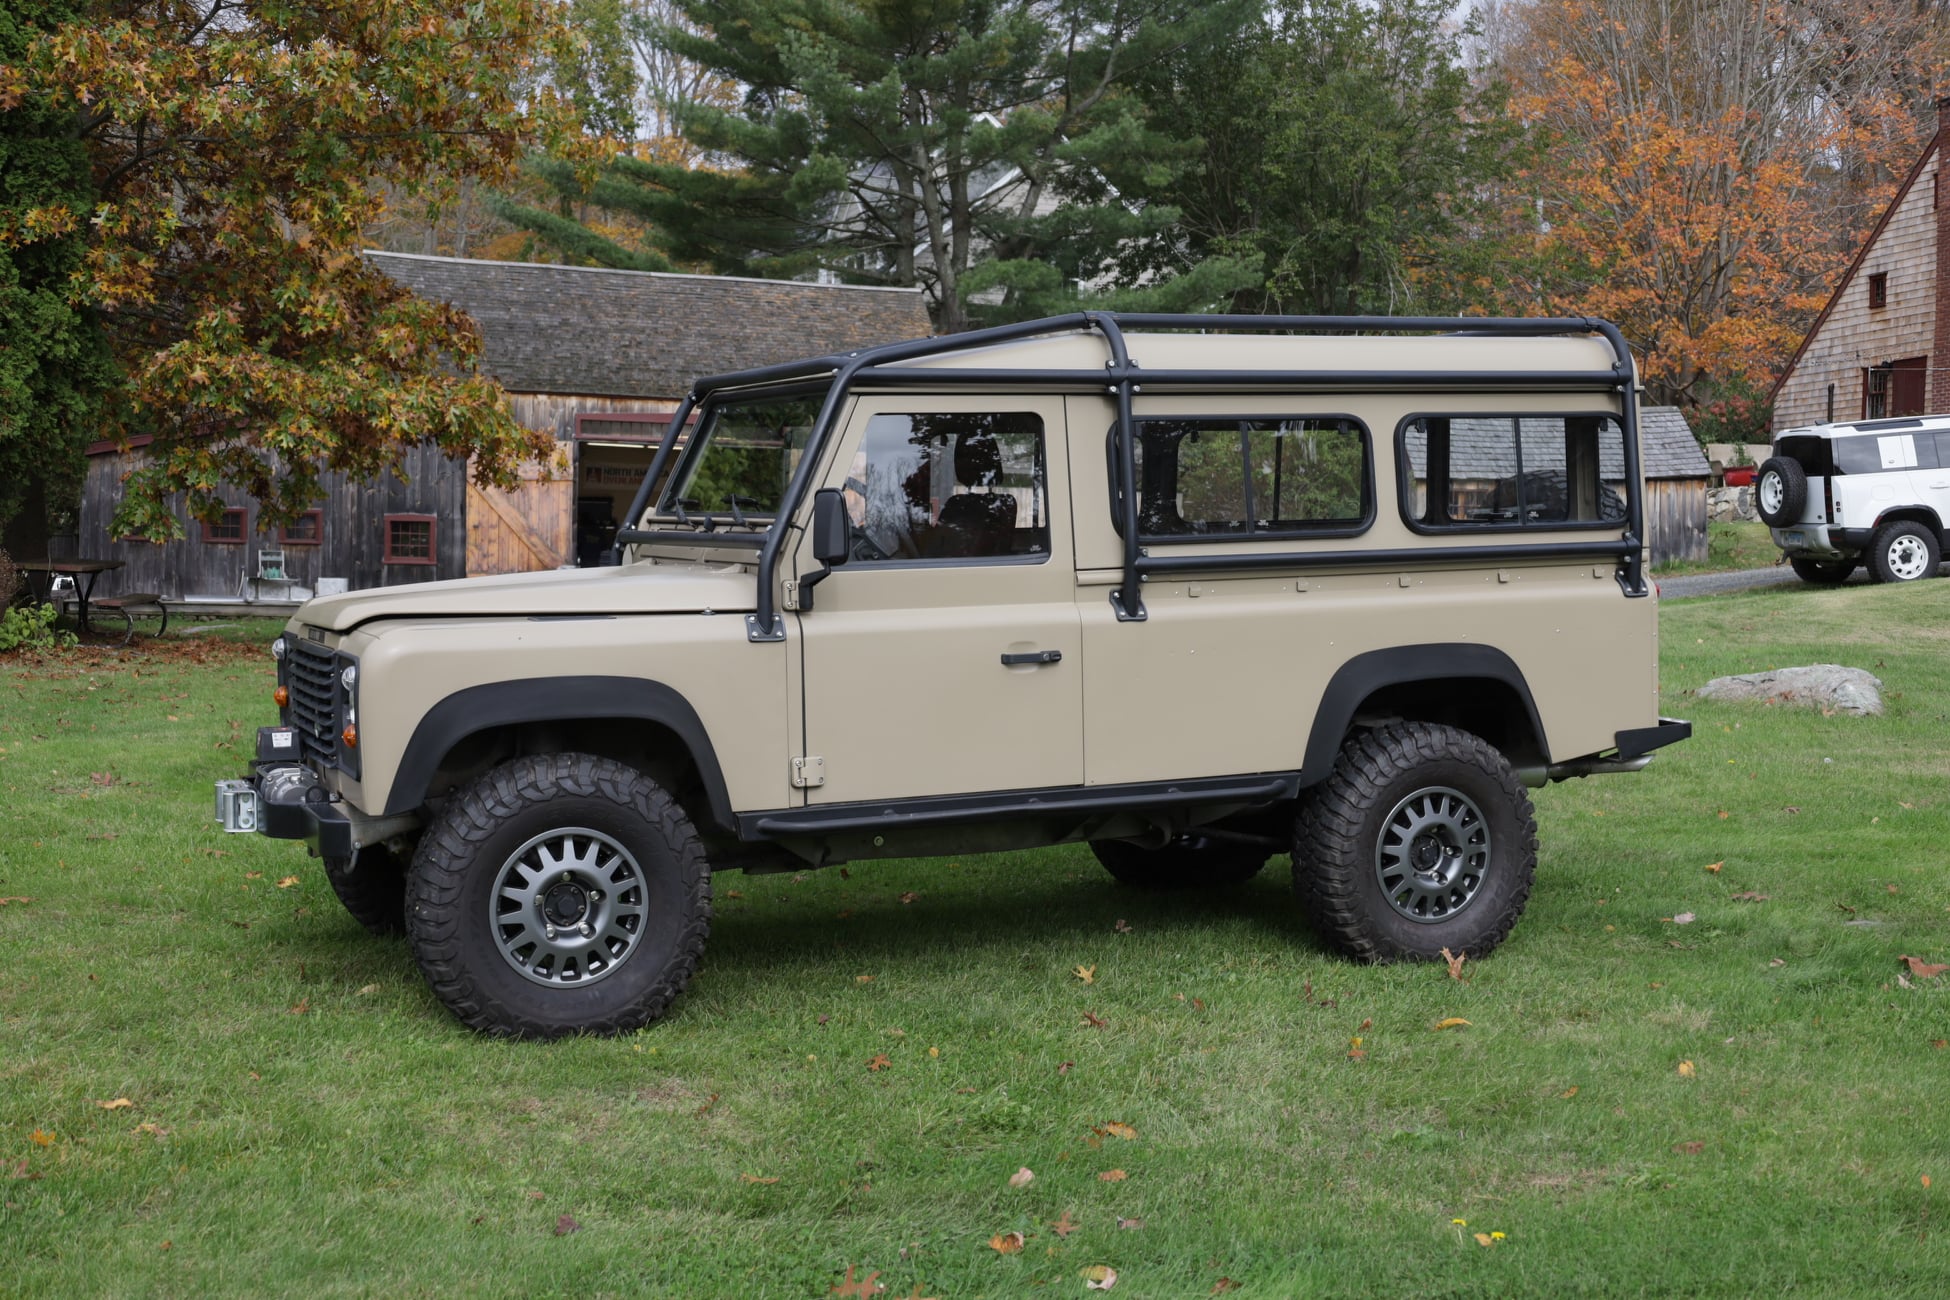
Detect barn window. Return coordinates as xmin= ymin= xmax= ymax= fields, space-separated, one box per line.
xmin=384 ymin=514 xmax=437 ymax=565
xmin=1868 ymin=272 xmax=1888 ymax=310
xmin=280 ymin=510 xmax=323 ymax=546
xmin=202 ymin=508 xmax=247 ymax=544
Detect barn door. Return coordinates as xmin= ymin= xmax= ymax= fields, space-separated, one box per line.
xmin=466 ymin=453 xmax=574 ymax=576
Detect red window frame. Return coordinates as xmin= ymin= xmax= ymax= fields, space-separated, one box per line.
xmin=202 ymin=508 xmax=248 ymax=544
xmin=383 ymin=513 xmax=437 ymax=565
xmin=280 ymin=510 xmax=324 ymax=546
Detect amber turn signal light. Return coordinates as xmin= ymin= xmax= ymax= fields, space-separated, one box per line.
xmin=340 ymin=724 xmax=358 ymax=749
xmin=273 ymin=686 xmax=289 ymax=707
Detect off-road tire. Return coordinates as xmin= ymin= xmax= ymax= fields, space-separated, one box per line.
xmin=324 ymin=842 xmax=410 ymax=936
xmin=1293 ymin=722 xmax=1536 ymax=963
xmin=1756 ymin=457 xmax=1807 ymax=528
xmin=1089 ymin=835 xmax=1272 ymax=889
xmin=1865 ymin=520 xmax=1941 ymax=584
xmin=406 ymin=753 xmax=711 ymax=1039
xmin=1789 ymin=556 xmax=1856 ymax=586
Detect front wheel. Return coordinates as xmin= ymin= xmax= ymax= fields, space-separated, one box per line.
xmin=1293 ymin=722 xmax=1536 ymax=962
xmin=324 ymin=841 xmax=411 ymax=936
xmin=1789 ymin=556 xmax=1856 ymax=586
xmin=406 ymin=753 xmax=711 ymax=1038
xmin=1090 ymin=834 xmax=1272 ymax=889
xmin=1865 ymin=520 xmax=1942 ymax=584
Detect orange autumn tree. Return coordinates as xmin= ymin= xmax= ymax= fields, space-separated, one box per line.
xmin=1491 ymin=0 xmax=1948 ymax=408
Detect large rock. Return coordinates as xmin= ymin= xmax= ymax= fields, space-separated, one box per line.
xmin=1696 ymin=664 xmax=1883 ymax=715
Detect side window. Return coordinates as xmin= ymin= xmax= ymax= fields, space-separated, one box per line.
xmin=1400 ymin=415 xmax=1627 ymax=530
xmin=1119 ymin=417 xmax=1370 ymax=539
xmin=845 ymin=412 xmax=1048 ymax=563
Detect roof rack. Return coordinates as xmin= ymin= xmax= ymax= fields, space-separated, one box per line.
xmin=612 ymin=312 xmax=1644 ymax=640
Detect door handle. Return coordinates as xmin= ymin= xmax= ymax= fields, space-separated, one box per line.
xmin=1000 ymin=649 xmax=1062 ymax=666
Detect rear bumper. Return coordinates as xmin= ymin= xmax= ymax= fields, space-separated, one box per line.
xmin=1771 ymin=525 xmax=1871 ymax=557
xmin=1615 ymin=717 xmax=1691 ymax=760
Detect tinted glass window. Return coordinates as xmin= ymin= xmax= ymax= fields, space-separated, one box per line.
xmin=844 ymin=412 xmax=1047 ymax=562
xmin=1401 ymin=415 xmax=1628 ymax=529
xmin=1126 ymin=418 xmax=1368 ymax=538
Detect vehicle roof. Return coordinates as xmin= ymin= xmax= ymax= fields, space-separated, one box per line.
xmin=1780 ymin=414 xmax=1950 ymax=440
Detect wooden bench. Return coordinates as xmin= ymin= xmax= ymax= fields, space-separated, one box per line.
xmin=92 ymin=592 xmax=168 ymax=644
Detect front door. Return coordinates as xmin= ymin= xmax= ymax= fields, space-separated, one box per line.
xmin=790 ymin=394 xmax=1082 ymax=805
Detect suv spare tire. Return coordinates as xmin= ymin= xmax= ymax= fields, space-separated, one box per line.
xmin=1755 ymin=458 xmax=1809 ymax=530
xmin=1756 ymin=457 xmax=1807 ymax=527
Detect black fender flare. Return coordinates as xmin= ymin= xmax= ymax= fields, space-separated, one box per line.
xmin=383 ymin=677 xmax=733 ymax=826
xmin=1300 ymin=644 xmax=1549 ymax=785
xmin=1871 ymin=505 xmax=1945 ymax=538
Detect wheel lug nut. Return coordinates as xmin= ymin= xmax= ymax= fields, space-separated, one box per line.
xmin=590 ymin=890 xmax=604 ymax=902
xmin=579 ymin=922 xmax=593 ymax=937
xmin=545 ymin=924 xmax=557 ymax=940
xmin=560 ymin=872 xmax=571 ymax=884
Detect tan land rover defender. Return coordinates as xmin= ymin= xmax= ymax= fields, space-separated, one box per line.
xmin=215 ymin=313 xmax=1689 ymax=1038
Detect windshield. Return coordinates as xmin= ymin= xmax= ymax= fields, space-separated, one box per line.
xmin=653 ymin=392 xmax=825 ymax=526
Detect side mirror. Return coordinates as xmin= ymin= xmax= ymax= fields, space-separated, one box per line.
xmin=812 ymin=487 xmax=851 ymax=566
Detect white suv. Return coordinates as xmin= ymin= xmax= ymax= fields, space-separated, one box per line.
xmin=1759 ymin=416 xmax=1950 ymax=584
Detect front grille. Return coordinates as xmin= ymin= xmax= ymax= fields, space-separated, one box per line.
xmin=285 ymin=640 xmax=341 ymax=767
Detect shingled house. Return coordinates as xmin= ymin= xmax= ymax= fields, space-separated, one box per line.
xmin=78 ymin=254 xmax=933 ymax=601
xmin=1772 ymin=99 xmax=1950 ymax=429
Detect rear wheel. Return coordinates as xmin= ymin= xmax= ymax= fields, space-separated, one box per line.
xmin=1089 ymin=834 xmax=1273 ymax=889
xmin=406 ymin=753 xmax=711 ymax=1038
xmin=1293 ymin=722 xmax=1536 ymax=962
xmin=1755 ymin=457 xmax=1807 ymax=527
xmin=1789 ymin=556 xmax=1856 ymax=585
xmin=1865 ymin=520 xmax=1941 ymax=584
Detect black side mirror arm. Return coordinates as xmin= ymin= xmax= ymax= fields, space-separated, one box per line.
xmin=799 ymin=487 xmax=851 ymax=611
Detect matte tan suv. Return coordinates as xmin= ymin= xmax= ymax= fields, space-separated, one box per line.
xmin=216 ymin=313 xmax=1689 ymax=1038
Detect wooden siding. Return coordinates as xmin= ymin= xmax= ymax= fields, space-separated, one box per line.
xmin=1775 ymin=148 xmax=1939 ymax=430
xmin=1646 ymin=477 xmax=1708 ymax=567
xmin=467 ymin=455 xmax=574 ymax=575
xmin=508 ymin=393 xmax=677 ymax=440
xmin=79 ymin=443 xmax=466 ymax=601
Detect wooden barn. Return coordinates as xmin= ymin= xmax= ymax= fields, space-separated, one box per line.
xmin=1638 ymin=406 xmax=1712 ymax=566
xmin=77 ymin=254 xmax=933 ymax=602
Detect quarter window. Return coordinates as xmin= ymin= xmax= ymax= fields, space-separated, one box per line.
xmin=843 ymin=412 xmax=1047 ymax=563
xmin=1400 ymin=415 xmax=1628 ymax=530
xmin=1118 ymin=418 xmax=1369 ymax=539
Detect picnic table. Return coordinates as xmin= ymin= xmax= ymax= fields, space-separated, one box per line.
xmin=15 ymin=558 xmax=125 ymax=631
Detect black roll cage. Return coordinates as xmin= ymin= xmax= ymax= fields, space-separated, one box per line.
xmin=610 ymin=311 xmax=1647 ymax=642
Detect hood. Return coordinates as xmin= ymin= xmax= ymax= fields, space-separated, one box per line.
xmin=296 ymin=561 xmax=757 ymax=632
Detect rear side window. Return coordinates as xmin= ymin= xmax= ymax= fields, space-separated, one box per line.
xmin=1399 ymin=415 xmax=1628 ymax=531
xmin=1112 ymin=417 xmax=1371 ymax=540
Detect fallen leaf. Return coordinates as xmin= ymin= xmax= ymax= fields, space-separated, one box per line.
xmin=1212 ymin=1281 xmax=1241 ymax=1295
xmin=276 ymin=876 xmax=300 ymax=889
xmin=899 ymin=892 xmax=919 ymax=905
xmin=739 ymin=1174 xmax=779 ymax=1185
xmin=724 ymin=889 xmax=743 ymax=899
xmin=1440 ymin=947 xmax=1467 ymax=981
xmin=1673 ymin=912 xmax=1696 ymax=924
xmin=1934 ymin=1040 xmax=1947 ymax=1050
xmin=1474 ymin=1232 xmax=1496 ymax=1247
xmin=357 ymin=983 xmax=380 ymax=995
xmin=1074 ymin=964 xmax=1096 ymax=985
xmin=288 ymin=998 xmax=309 ymax=1015
xmin=528 ymin=1191 xmax=546 ymax=1201
xmin=1731 ymin=892 xmax=1770 ymax=903
xmin=554 ymin=1214 xmax=581 ymax=1236
xmin=1057 ymin=1061 xmax=1075 ymax=1075
xmin=1191 ymin=997 xmax=1205 ymax=1012
xmin=1009 ymin=1166 xmax=1035 ymax=1189
xmin=989 ymin=1231 xmax=1025 ymax=1254
xmin=1889 ymin=884 xmax=1901 ymax=895
xmin=1717 ymin=810 xmax=1729 ymax=820
xmin=0 ymin=897 xmax=32 ymax=906
xmin=867 ymin=1054 xmax=892 ymax=1072
xmin=90 ymin=771 xmax=115 ymax=786
xmin=1925 ymin=1176 xmax=1934 ymax=1189
xmin=1677 ymin=1060 xmax=1696 ymax=1078
xmin=831 ymin=1264 xmax=885 ymax=1297
xmin=1901 ymin=956 xmax=1949 ymax=979
xmin=1116 ymin=1215 xmax=1145 ymax=1230
xmin=1434 ymin=1018 xmax=1472 ymax=1030
xmin=856 ymin=974 xmax=874 ymax=984
xmin=1113 ymin=919 xmax=1133 ymax=934
xmin=1704 ymin=861 xmax=1723 ymax=874
xmin=1051 ymin=1211 xmax=1080 ymax=1238
xmin=1347 ymin=1036 xmax=1367 ymax=1061
xmin=1081 ymin=1012 xmax=1107 ymax=1029
xmin=1081 ymin=1264 xmax=1118 ymax=1290
xmin=132 ymin=1123 xmax=168 ymax=1137
xmin=1769 ymin=958 xmax=1786 ymax=967
xmin=694 ymin=1093 xmax=719 ymax=1117
xmin=1098 ymin=1122 xmax=1137 ymax=1141
xmin=96 ymin=1097 xmax=133 ymax=1110
xmin=928 ymin=1046 xmax=939 ymax=1058
xmin=1673 ymin=1141 xmax=1705 ymax=1155
xmin=1560 ymin=1086 xmax=1579 ymax=1099
xmin=1098 ymin=1169 xmax=1127 ymax=1181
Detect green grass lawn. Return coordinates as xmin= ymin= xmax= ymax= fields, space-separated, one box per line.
xmin=5 ymin=592 xmax=1950 ymax=1297
xmin=1654 ymin=519 xmax=1782 ymax=576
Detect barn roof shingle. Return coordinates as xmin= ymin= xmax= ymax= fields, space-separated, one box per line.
xmin=365 ymin=251 xmax=935 ymax=400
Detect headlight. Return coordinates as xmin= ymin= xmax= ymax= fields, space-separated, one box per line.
xmin=270 ymin=637 xmax=286 ymax=661
xmin=340 ymin=664 xmax=357 ymax=693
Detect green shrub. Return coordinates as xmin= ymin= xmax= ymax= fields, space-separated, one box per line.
xmin=0 ymin=600 xmax=77 ymax=652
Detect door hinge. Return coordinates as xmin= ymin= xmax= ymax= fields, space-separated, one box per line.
xmin=782 ymin=580 xmax=801 ymax=611
xmin=791 ymin=756 xmax=826 ymax=788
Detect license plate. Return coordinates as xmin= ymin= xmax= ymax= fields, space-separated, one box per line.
xmin=214 ymin=779 xmax=261 ymax=833
xmin=1780 ymin=530 xmax=1807 ymax=547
